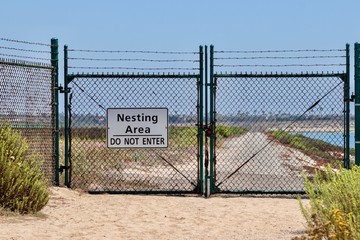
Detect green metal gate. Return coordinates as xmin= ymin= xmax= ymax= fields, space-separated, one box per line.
xmin=62 ymin=43 xmax=352 ymax=196
xmin=62 ymin=46 xmax=205 ymax=193
xmin=207 ymin=45 xmax=351 ymax=195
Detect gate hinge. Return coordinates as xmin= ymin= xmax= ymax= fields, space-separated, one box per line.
xmin=59 ymin=165 xmax=70 ymax=173
xmin=350 ymin=92 xmax=355 ymax=102
xmin=56 ymin=85 xmax=71 ymax=93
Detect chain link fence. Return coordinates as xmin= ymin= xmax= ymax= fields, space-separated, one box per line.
xmin=0 ymin=38 xmax=354 ymax=195
xmin=210 ymin=46 xmax=350 ymax=193
xmin=0 ymin=38 xmax=57 ymax=183
xmin=68 ymin=76 xmax=201 ymax=192
xmin=213 ymin=74 xmax=345 ymax=192
xmin=65 ymin=47 xmax=203 ymax=193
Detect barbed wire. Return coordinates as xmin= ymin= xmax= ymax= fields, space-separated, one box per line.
xmin=67 ymin=57 xmax=198 ymax=62
xmin=214 ymin=64 xmax=346 ymax=67
xmin=214 ymin=49 xmax=346 ymax=54
xmin=212 ymin=71 xmax=345 ymax=76
xmin=214 ymin=55 xmax=346 ymax=60
xmin=0 ymin=58 xmax=53 ymax=68
xmin=68 ymin=66 xmax=199 ymax=70
xmin=0 ymin=37 xmax=51 ymax=47
xmin=67 ymin=49 xmax=198 ymax=54
xmin=0 ymin=53 xmax=51 ymax=61
xmin=0 ymin=46 xmax=50 ymax=53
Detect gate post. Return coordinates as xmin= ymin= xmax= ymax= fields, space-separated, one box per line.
xmin=354 ymin=43 xmax=360 ymax=166
xmin=51 ymin=38 xmax=60 ymax=185
xmin=209 ymin=45 xmax=215 ymax=194
xmin=198 ymin=45 xmax=204 ymax=194
xmin=64 ymin=45 xmax=70 ymax=186
xmin=204 ymin=45 xmax=209 ymax=197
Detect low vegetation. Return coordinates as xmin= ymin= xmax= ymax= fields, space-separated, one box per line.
xmin=168 ymin=126 xmax=198 ymax=147
xmin=168 ymin=125 xmax=246 ymax=147
xmin=216 ymin=125 xmax=247 ymax=140
xmin=270 ymin=130 xmax=346 ymax=165
xmin=70 ymin=125 xmax=247 ymax=183
xmin=295 ymin=166 xmax=360 ymax=239
xmin=0 ymin=124 xmax=49 ymax=214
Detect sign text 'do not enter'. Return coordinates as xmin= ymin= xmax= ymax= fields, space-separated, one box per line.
xmin=107 ymin=108 xmax=168 ymax=148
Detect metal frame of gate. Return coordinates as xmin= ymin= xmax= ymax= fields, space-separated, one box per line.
xmin=207 ymin=45 xmax=351 ymax=195
xmin=61 ymin=43 xmax=352 ymax=196
xmin=62 ymin=45 xmax=205 ymax=194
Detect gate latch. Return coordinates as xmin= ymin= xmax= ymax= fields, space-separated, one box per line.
xmin=204 ymin=127 xmax=212 ymax=136
xmin=59 ymin=165 xmax=70 ymax=174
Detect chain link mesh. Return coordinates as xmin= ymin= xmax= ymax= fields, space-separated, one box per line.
xmin=69 ymin=76 xmax=200 ymax=192
xmin=213 ymin=74 xmax=346 ymax=192
xmin=0 ymin=60 xmax=55 ymax=182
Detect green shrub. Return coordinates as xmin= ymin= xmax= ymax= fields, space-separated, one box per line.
xmin=168 ymin=126 xmax=198 ymax=147
xmin=216 ymin=125 xmax=246 ymax=139
xmin=168 ymin=125 xmax=247 ymax=147
xmin=296 ymin=166 xmax=360 ymax=239
xmin=0 ymin=124 xmax=49 ymax=214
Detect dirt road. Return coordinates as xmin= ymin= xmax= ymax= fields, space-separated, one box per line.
xmin=215 ymin=132 xmax=314 ymax=192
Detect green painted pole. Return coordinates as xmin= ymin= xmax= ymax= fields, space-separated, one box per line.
xmin=64 ymin=45 xmax=70 ymax=187
xmin=354 ymin=43 xmax=360 ymax=166
xmin=51 ymin=38 xmax=59 ymax=185
xmin=204 ymin=45 xmax=209 ymax=196
xmin=209 ymin=45 xmax=215 ymax=194
xmin=199 ymin=46 xmax=204 ymax=194
xmin=205 ymin=46 xmax=208 ymax=127
xmin=345 ymin=44 xmax=350 ymax=169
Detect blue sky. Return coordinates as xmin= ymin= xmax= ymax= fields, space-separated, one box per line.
xmin=2 ymin=0 xmax=360 ymax=51
xmin=1 ymin=0 xmax=360 ymax=114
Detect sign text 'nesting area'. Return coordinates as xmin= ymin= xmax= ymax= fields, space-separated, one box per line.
xmin=107 ymin=108 xmax=168 ymax=148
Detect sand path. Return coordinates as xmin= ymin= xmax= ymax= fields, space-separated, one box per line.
xmin=0 ymin=133 xmax=315 ymax=239
xmin=0 ymin=187 xmax=308 ymax=240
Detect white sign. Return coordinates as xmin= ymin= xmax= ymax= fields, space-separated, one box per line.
xmin=107 ymin=108 xmax=168 ymax=148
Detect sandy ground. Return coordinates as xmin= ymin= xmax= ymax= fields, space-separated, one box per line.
xmin=0 ymin=187 xmax=309 ymax=240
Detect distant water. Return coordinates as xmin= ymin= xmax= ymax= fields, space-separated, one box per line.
xmin=293 ymin=132 xmax=354 ymax=148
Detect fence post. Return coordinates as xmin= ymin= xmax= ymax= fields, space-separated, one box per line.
xmin=345 ymin=44 xmax=350 ymax=169
xmin=204 ymin=45 xmax=209 ymax=197
xmin=64 ymin=45 xmax=70 ymax=187
xmin=354 ymin=43 xmax=360 ymax=166
xmin=198 ymin=46 xmax=204 ymax=195
xmin=209 ymin=45 xmax=215 ymax=195
xmin=51 ymin=38 xmax=60 ymax=185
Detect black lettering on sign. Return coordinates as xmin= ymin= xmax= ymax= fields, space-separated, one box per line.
xmin=110 ymin=138 xmax=121 ymax=145
xmin=142 ymin=138 xmax=165 ymax=145
xmin=124 ymin=138 xmax=139 ymax=145
xmin=117 ymin=113 xmax=158 ymax=124
xmin=125 ymin=126 xmax=150 ymax=134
